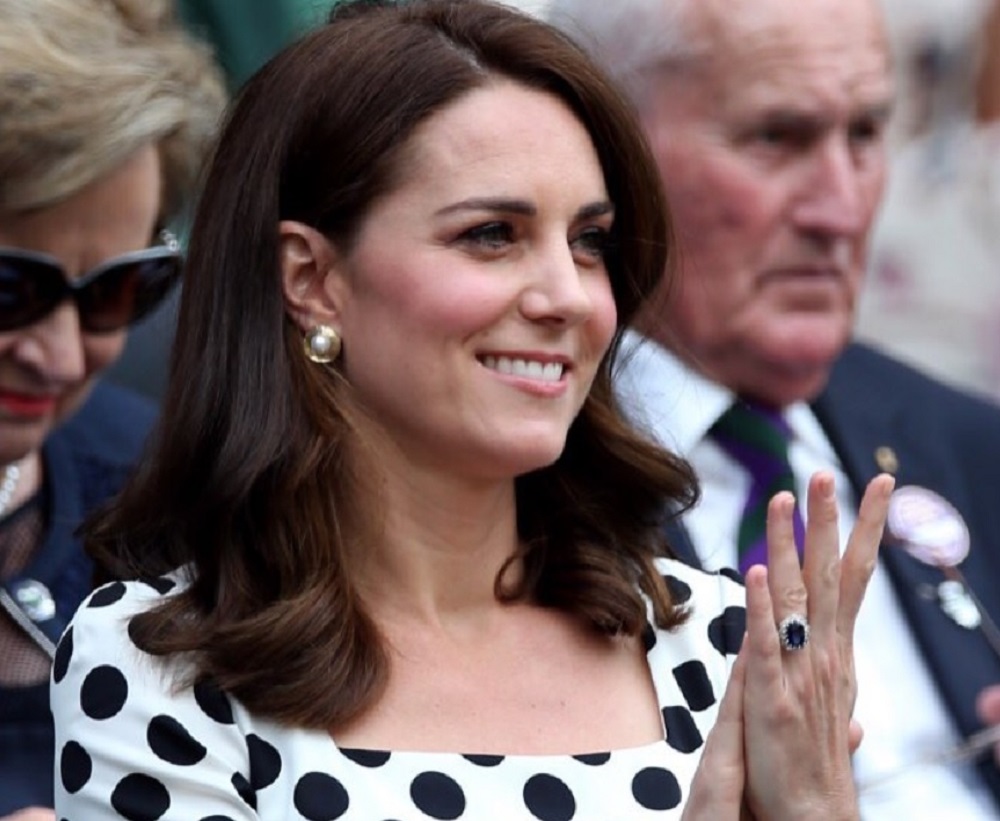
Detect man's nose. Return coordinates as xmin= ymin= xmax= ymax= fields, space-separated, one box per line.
xmin=791 ymin=137 xmax=869 ymax=239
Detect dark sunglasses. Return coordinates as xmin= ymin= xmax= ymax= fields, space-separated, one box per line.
xmin=0 ymin=230 xmax=182 ymax=333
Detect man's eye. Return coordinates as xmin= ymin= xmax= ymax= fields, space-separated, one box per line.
xmin=849 ymin=117 xmax=883 ymax=145
xmin=459 ymin=222 xmax=515 ymax=248
xmin=755 ymin=125 xmax=789 ymax=145
xmin=752 ymin=124 xmax=811 ymax=148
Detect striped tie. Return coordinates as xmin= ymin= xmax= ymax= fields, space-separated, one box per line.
xmin=709 ymin=400 xmax=805 ymax=574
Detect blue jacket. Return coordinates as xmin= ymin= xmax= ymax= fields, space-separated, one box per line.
xmin=0 ymin=381 xmax=156 ymax=814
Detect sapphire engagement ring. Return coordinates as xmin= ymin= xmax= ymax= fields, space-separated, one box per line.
xmin=777 ymin=613 xmax=810 ymax=651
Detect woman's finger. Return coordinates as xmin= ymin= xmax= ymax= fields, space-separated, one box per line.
xmin=743 ymin=565 xmax=784 ymax=696
xmin=837 ymin=474 xmax=894 ymax=638
xmin=801 ymin=472 xmax=840 ymax=643
xmin=681 ymin=641 xmax=748 ymax=820
xmin=848 ymin=718 xmax=865 ymax=754
xmin=765 ymin=491 xmax=808 ymax=631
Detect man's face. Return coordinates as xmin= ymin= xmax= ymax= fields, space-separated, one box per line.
xmin=639 ymin=0 xmax=893 ymax=406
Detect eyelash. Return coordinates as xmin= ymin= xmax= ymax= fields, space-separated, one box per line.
xmin=456 ymin=222 xmax=613 ymax=262
xmin=459 ymin=222 xmax=514 ymax=249
xmin=572 ymin=226 xmax=613 ymax=262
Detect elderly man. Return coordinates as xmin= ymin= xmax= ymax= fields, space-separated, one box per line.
xmin=547 ymin=0 xmax=1000 ymax=817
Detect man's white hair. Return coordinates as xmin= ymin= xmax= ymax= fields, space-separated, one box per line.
xmin=544 ymin=0 xmax=706 ymax=105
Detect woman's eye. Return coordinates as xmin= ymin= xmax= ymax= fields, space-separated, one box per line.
xmin=572 ymin=226 xmax=612 ymax=261
xmin=458 ymin=222 xmax=515 ymax=249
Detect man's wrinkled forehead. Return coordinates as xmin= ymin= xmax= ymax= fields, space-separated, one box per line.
xmin=681 ymin=0 xmax=893 ymax=110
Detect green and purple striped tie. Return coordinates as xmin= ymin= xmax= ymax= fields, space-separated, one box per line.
xmin=710 ymin=400 xmax=805 ymax=574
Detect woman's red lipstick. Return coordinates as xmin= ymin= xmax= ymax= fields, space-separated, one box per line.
xmin=0 ymin=390 xmax=58 ymax=418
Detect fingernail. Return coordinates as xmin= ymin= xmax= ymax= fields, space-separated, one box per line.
xmin=822 ymin=473 xmax=835 ymax=497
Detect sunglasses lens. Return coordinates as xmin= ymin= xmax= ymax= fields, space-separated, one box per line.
xmin=78 ymin=253 xmax=181 ymax=332
xmin=0 ymin=256 xmax=62 ymax=332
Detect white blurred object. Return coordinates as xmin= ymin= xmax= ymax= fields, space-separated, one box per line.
xmin=499 ymin=0 xmax=549 ymax=15
xmin=878 ymin=0 xmax=992 ymax=147
xmin=857 ymin=1 xmax=1000 ymax=401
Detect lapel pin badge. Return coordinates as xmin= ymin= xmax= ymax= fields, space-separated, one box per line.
xmin=885 ymin=486 xmax=1000 ymax=654
xmin=886 ymin=485 xmax=969 ymax=567
xmin=874 ymin=445 xmax=899 ymax=474
xmin=12 ymin=578 xmax=56 ymax=623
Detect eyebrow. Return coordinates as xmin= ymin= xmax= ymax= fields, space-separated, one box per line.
xmin=435 ymin=197 xmax=615 ymax=221
xmin=757 ymin=100 xmax=894 ymax=130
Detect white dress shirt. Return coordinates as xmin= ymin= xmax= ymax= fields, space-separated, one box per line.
xmin=615 ymin=330 xmax=996 ymax=820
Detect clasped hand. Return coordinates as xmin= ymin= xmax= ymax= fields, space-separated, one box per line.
xmin=683 ymin=471 xmax=894 ymax=821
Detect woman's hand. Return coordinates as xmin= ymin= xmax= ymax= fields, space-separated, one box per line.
xmin=741 ymin=471 xmax=893 ymax=821
xmin=976 ymin=684 xmax=1000 ymax=767
xmin=681 ymin=647 xmax=751 ymax=821
xmin=0 ymin=809 xmax=56 ymax=821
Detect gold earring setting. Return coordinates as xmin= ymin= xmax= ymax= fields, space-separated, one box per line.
xmin=304 ymin=325 xmax=341 ymax=363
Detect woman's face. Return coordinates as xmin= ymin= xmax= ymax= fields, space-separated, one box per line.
xmin=334 ymin=80 xmax=618 ymax=481
xmin=0 ymin=144 xmax=161 ymax=465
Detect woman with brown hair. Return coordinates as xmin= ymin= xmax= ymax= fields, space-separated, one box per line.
xmin=0 ymin=0 xmax=225 ymax=816
xmin=52 ymin=1 xmax=890 ymax=818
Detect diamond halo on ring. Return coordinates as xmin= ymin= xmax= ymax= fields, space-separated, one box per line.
xmin=777 ymin=613 xmax=810 ymax=651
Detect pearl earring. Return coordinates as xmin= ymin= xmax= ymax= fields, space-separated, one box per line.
xmin=303 ymin=325 xmax=341 ymax=363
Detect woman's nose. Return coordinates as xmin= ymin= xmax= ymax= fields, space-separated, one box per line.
xmin=12 ymin=300 xmax=88 ymax=383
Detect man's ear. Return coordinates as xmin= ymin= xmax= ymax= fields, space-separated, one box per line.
xmin=279 ymin=220 xmax=348 ymax=332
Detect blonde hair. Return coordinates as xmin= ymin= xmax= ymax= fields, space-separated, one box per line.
xmin=0 ymin=0 xmax=226 ymax=220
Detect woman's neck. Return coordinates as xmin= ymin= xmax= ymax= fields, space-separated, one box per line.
xmin=356 ymin=459 xmax=522 ymax=627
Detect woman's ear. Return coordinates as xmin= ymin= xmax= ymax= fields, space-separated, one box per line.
xmin=279 ymin=220 xmax=348 ymax=333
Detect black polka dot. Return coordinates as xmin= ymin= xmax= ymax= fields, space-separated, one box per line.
xmin=340 ymin=747 xmax=390 ymax=767
xmin=199 ymin=817 xmax=237 ymax=821
xmin=718 ymin=567 xmax=745 ymax=586
xmin=410 ymin=771 xmax=466 ymax=820
xmin=641 ymin=622 xmax=657 ymax=652
xmin=662 ymin=574 xmax=692 ymax=605
xmin=88 ymin=582 xmax=126 ymax=608
xmin=663 ymin=705 xmax=703 ymax=753
xmin=294 ymin=772 xmax=350 ymax=820
xmin=80 ymin=665 xmax=128 ymax=719
xmin=193 ymin=678 xmax=235 ymax=724
xmin=673 ymin=660 xmax=716 ymax=712
xmin=523 ymin=773 xmax=576 ymax=821
xmin=708 ymin=605 xmax=747 ymax=656
xmin=53 ymin=626 xmax=73 ymax=684
xmin=463 ymin=753 xmax=504 ymax=767
xmin=147 ymin=714 xmax=207 ymax=766
xmin=248 ymin=733 xmax=283 ymax=788
xmin=60 ymin=740 xmax=92 ymax=793
xmin=631 ymin=766 xmax=681 ymax=810
xmin=111 ymin=773 xmax=170 ymax=820
xmin=141 ymin=576 xmax=177 ymax=595
xmin=573 ymin=752 xmax=610 ymax=766
xmin=232 ymin=771 xmax=256 ymax=809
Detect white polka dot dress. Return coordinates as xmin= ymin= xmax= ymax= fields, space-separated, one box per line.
xmin=51 ymin=559 xmax=746 ymax=820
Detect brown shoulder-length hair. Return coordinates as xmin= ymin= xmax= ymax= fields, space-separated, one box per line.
xmin=87 ymin=0 xmax=697 ymax=729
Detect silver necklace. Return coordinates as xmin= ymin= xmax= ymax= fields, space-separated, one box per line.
xmin=0 ymin=462 xmax=22 ymax=519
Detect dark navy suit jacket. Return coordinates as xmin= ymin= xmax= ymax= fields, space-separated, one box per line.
xmin=665 ymin=342 xmax=1000 ymax=811
xmin=0 ymin=381 xmax=156 ymax=814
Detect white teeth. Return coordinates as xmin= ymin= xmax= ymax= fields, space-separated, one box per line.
xmin=481 ymin=356 xmax=564 ymax=382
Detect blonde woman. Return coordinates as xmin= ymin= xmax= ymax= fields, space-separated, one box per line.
xmin=0 ymin=0 xmax=225 ymax=815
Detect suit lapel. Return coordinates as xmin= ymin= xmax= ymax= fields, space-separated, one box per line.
xmin=814 ymin=346 xmax=1000 ymax=756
